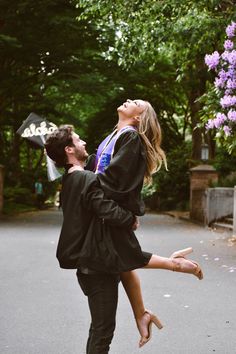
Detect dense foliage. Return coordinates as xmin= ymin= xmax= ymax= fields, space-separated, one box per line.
xmin=143 ymin=142 xmax=191 ymax=211
xmin=78 ymin=0 xmax=236 ymax=159
xmin=1 ymin=0 xmax=236 ymax=212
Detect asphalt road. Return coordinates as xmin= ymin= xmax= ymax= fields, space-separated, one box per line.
xmin=0 ymin=209 xmax=236 ymax=354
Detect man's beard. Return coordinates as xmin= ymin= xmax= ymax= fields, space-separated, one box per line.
xmin=74 ymin=147 xmax=88 ymax=162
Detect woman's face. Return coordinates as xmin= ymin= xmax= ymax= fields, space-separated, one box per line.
xmin=117 ymin=99 xmax=147 ymax=119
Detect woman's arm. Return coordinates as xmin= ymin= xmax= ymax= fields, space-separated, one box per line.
xmin=98 ymin=130 xmax=146 ymax=192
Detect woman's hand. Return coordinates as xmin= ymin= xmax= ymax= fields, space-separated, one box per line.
xmin=132 ymin=216 xmax=140 ymax=231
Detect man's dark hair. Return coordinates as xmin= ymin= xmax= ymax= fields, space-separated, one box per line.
xmin=45 ymin=125 xmax=75 ymax=168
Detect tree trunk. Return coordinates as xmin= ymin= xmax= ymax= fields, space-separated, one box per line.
xmin=205 ymin=131 xmax=216 ymax=160
xmin=188 ymin=59 xmax=208 ymax=160
xmin=190 ymin=97 xmax=202 ymax=160
xmin=9 ymin=129 xmax=21 ymax=183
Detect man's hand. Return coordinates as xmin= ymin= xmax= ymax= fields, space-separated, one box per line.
xmin=132 ymin=216 xmax=140 ymax=231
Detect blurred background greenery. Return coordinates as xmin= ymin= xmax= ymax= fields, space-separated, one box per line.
xmin=1 ymin=0 xmax=236 ymax=214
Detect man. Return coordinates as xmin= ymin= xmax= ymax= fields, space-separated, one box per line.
xmin=45 ymin=125 xmax=136 ymax=354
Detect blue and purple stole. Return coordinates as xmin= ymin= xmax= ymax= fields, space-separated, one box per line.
xmin=95 ymin=125 xmax=136 ymax=174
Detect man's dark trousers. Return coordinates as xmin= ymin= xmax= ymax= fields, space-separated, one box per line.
xmin=77 ymin=270 xmax=119 ymax=354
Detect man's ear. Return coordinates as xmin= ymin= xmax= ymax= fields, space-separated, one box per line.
xmin=65 ymin=145 xmax=74 ymax=154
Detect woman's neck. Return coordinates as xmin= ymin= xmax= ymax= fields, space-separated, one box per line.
xmin=117 ymin=112 xmax=138 ymax=131
xmin=117 ymin=120 xmax=135 ymax=131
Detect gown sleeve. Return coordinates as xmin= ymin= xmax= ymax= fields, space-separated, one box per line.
xmin=82 ymin=172 xmax=135 ymax=228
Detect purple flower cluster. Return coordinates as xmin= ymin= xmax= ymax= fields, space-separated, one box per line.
xmin=227 ymin=78 xmax=236 ymax=90
xmin=222 ymin=50 xmax=236 ymax=65
xmin=224 ymin=40 xmax=234 ymax=50
xmin=206 ymin=113 xmax=226 ymax=129
xmin=223 ymin=125 xmax=232 ymax=136
xmin=205 ymin=51 xmax=220 ymax=70
xmin=220 ymin=95 xmax=236 ymax=108
xmin=228 ymin=110 xmax=236 ymax=121
xmin=226 ymin=22 xmax=236 ymax=38
xmin=205 ymin=21 xmax=236 ymax=138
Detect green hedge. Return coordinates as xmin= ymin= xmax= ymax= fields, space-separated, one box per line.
xmin=143 ymin=142 xmax=191 ymax=211
xmin=4 ymin=186 xmax=35 ymax=205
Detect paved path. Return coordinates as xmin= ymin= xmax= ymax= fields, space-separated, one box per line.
xmin=0 ymin=209 xmax=236 ymax=354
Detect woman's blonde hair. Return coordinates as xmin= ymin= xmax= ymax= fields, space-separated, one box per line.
xmin=138 ymin=101 xmax=167 ymax=184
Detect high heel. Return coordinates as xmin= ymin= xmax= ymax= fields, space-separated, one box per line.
xmin=139 ymin=310 xmax=163 ymax=348
xmin=170 ymin=247 xmax=193 ymax=258
xmin=170 ymin=247 xmax=203 ymax=280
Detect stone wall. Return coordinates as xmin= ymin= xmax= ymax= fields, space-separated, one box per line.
xmin=190 ymin=164 xmax=218 ymax=224
xmin=206 ymin=187 xmax=234 ymax=225
xmin=233 ymin=186 xmax=236 ymax=236
xmin=0 ymin=165 xmax=4 ymax=214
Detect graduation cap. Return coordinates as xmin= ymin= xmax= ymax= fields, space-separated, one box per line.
xmin=17 ymin=112 xmax=58 ymax=148
xmin=17 ymin=112 xmax=61 ymax=181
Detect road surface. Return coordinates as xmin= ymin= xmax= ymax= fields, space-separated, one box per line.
xmin=0 ymin=209 xmax=236 ymax=354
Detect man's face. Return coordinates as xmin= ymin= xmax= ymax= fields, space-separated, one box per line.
xmin=70 ymin=133 xmax=89 ymax=161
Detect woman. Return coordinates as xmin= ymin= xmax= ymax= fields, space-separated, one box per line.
xmin=92 ymin=99 xmax=203 ymax=347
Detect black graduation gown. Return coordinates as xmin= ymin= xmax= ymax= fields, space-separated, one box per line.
xmin=57 ymin=170 xmax=151 ymax=273
xmin=97 ymin=129 xmax=147 ymax=216
xmin=95 ymin=129 xmax=152 ymax=266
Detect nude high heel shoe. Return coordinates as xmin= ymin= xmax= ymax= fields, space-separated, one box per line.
xmin=170 ymin=247 xmax=203 ymax=280
xmin=139 ymin=310 xmax=163 ymax=348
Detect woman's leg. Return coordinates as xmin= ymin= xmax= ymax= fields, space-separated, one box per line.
xmin=121 ymin=271 xmax=145 ymax=321
xmin=120 ymin=250 xmax=203 ymax=346
xmin=144 ymin=248 xmax=203 ymax=280
xmin=121 ymin=270 xmax=162 ymax=347
xmin=121 ymin=253 xmax=201 ymax=323
xmin=120 ymin=249 xmax=202 ymax=347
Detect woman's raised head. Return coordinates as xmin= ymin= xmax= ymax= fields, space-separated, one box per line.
xmin=117 ymin=99 xmax=147 ymax=122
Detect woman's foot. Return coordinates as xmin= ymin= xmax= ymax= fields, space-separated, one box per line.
xmin=136 ymin=311 xmax=151 ymax=346
xmin=170 ymin=248 xmax=203 ymax=280
xmin=136 ymin=310 xmax=163 ymax=348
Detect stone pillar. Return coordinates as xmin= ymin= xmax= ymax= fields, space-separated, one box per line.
xmin=190 ymin=164 xmax=218 ymax=224
xmin=233 ymin=186 xmax=236 ymax=236
xmin=0 ymin=165 xmax=4 ymax=214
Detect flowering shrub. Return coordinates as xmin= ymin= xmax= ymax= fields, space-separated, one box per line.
xmin=205 ymin=22 xmax=236 ymax=149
